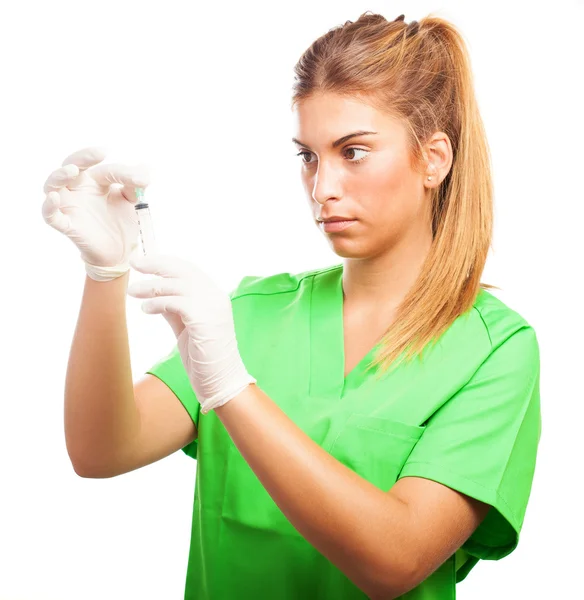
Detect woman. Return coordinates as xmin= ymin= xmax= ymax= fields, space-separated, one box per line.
xmin=42 ymin=12 xmax=541 ymax=600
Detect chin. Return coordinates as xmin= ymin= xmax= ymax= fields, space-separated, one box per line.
xmin=326 ymin=240 xmax=372 ymax=259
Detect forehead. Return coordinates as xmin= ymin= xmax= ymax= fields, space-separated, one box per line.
xmin=291 ymin=93 xmax=402 ymax=142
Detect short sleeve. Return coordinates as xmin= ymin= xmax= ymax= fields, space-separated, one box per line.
xmin=146 ymin=343 xmax=201 ymax=459
xmin=398 ymin=326 xmax=541 ymax=576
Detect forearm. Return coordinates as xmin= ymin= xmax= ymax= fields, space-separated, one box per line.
xmin=215 ymin=384 xmax=415 ymax=598
xmin=64 ymin=271 xmax=140 ymax=476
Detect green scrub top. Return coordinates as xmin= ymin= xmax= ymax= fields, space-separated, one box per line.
xmin=147 ymin=263 xmax=541 ymax=600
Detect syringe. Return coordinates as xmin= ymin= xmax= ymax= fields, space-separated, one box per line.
xmin=135 ymin=187 xmax=157 ymax=255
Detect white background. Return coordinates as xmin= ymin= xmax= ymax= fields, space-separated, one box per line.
xmin=1 ymin=0 xmax=582 ymax=598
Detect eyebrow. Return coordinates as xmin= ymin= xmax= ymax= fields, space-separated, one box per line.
xmin=292 ymin=130 xmax=378 ymax=150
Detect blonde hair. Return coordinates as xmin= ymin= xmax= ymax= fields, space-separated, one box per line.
xmin=291 ymin=12 xmax=499 ymax=378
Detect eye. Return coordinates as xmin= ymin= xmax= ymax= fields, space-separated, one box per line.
xmin=295 ymin=147 xmax=370 ymax=165
xmin=296 ymin=151 xmax=314 ymax=164
xmin=344 ymin=148 xmax=370 ymax=163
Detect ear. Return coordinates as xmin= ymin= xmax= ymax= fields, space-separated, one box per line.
xmin=423 ymin=131 xmax=453 ymax=188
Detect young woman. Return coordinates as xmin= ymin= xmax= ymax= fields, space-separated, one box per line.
xmin=42 ymin=12 xmax=541 ymax=600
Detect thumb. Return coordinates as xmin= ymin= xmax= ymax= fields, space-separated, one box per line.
xmin=163 ymin=312 xmax=186 ymax=338
xmin=128 ymin=240 xmax=143 ymax=262
xmin=42 ymin=191 xmax=71 ymax=233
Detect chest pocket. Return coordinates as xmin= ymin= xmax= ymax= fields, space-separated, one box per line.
xmin=328 ymin=414 xmax=425 ymax=492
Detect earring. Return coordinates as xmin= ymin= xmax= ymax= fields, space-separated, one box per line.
xmin=427 ymin=163 xmax=435 ymax=181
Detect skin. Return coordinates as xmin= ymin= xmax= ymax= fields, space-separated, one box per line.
xmin=292 ymin=92 xmax=452 ymax=316
xmin=212 ymin=93 xmax=490 ymax=598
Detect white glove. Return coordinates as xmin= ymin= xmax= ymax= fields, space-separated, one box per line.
xmin=41 ymin=146 xmax=150 ymax=282
xmin=127 ymin=253 xmax=257 ymax=414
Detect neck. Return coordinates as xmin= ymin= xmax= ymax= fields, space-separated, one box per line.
xmin=341 ymin=228 xmax=432 ymax=315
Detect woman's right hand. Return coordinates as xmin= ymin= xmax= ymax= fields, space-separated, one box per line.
xmin=41 ymin=146 xmax=151 ymax=280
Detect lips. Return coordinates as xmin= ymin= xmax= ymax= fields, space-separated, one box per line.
xmin=318 ymin=217 xmax=355 ymax=223
xmin=319 ymin=219 xmax=358 ymax=233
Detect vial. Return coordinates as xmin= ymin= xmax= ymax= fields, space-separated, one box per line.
xmin=135 ymin=188 xmax=157 ymax=255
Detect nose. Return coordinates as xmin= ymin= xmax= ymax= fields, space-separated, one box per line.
xmin=311 ymin=161 xmax=343 ymax=205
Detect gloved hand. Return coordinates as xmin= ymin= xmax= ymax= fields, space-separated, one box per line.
xmin=126 ymin=253 xmax=256 ymax=414
xmin=41 ymin=146 xmax=150 ymax=282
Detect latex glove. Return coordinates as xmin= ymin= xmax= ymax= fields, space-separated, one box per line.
xmin=41 ymin=146 xmax=150 ymax=282
xmin=127 ymin=253 xmax=256 ymax=414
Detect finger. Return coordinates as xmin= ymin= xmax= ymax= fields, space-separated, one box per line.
xmin=140 ymin=296 xmax=200 ymax=326
xmin=163 ymin=311 xmax=186 ymax=339
xmin=127 ymin=241 xmax=144 ymax=264
xmin=129 ymin=254 xmax=198 ymax=280
xmin=61 ymin=146 xmax=108 ymax=170
xmin=121 ymin=182 xmax=145 ymax=203
xmin=127 ymin=277 xmax=190 ymax=299
xmin=41 ymin=191 xmax=71 ymax=233
xmin=90 ymin=162 xmax=151 ymax=194
xmin=43 ymin=163 xmax=80 ymax=194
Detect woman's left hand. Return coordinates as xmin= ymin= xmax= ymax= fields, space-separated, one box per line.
xmin=127 ymin=253 xmax=256 ymax=414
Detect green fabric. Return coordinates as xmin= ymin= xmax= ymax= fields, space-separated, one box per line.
xmin=146 ymin=263 xmax=541 ymax=599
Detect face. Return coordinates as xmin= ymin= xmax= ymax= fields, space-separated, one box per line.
xmin=292 ymin=92 xmax=435 ymax=259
